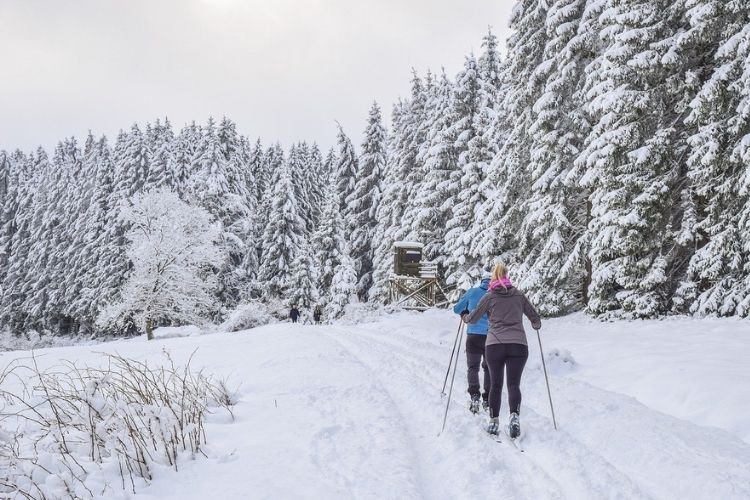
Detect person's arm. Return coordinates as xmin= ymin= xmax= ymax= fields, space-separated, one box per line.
xmin=463 ymin=293 xmax=491 ymax=324
xmin=523 ymin=296 xmax=542 ymax=330
xmin=452 ymin=291 xmax=469 ymax=315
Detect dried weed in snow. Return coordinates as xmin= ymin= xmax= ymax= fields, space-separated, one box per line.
xmin=0 ymin=350 xmax=235 ymax=499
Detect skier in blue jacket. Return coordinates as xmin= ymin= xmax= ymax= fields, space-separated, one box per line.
xmin=453 ymin=271 xmax=491 ymax=413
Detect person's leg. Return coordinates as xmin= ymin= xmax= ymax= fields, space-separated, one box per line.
xmin=481 ymin=353 xmax=490 ymax=404
xmin=465 ymin=334 xmax=483 ymax=398
xmin=505 ymin=344 xmax=529 ymax=414
xmin=485 ymin=344 xmax=508 ymax=418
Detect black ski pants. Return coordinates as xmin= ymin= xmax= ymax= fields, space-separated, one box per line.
xmin=486 ymin=343 xmax=528 ymax=418
xmin=465 ymin=334 xmax=490 ymax=401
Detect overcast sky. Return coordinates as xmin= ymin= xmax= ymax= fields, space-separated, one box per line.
xmin=0 ymin=0 xmax=513 ymax=153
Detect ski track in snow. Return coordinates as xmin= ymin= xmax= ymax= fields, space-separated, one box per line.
xmin=317 ymin=312 xmax=750 ymax=500
xmin=334 ymin=323 xmax=649 ymax=500
xmin=326 ymin=326 xmax=562 ymax=500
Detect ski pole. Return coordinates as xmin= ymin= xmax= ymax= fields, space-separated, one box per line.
xmin=439 ymin=321 xmax=465 ymax=436
xmin=535 ymin=327 xmax=557 ymax=430
xmin=441 ymin=319 xmax=464 ymax=396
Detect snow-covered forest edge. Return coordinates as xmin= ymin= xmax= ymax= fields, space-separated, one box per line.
xmin=2 ymin=0 xmax=750 ymax=341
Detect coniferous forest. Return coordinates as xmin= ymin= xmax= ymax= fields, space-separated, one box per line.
xmin=1 ymin=1 xmax=749 ymax=338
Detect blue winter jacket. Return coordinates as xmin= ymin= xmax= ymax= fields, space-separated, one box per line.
xmin=452 ymin=278 xmax=490 ymax=335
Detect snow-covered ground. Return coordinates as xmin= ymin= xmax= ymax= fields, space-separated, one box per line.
xmin=2 ymin=309 xmax=749 ymax=499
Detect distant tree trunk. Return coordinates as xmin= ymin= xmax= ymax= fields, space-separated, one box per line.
xmin=145 ymin=317 xmax=154 ymax=341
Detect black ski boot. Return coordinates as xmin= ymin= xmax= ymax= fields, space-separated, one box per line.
xmin=509 ymin=412 xmax=520 ymax=439
xmin=482 ymin=397 xmax=489 ymax=412
xmin=469 ymin=394 xmax=481 ymax=414
xmin=487 ymin=417 xmax=499 ymax=435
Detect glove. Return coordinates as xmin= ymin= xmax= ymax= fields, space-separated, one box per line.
xmin=461 ymin=311 xmax=470 ymax=324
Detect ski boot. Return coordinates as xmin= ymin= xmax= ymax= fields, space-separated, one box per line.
xmin=469 ymin=394 xmax=481 ymax=414
xmin=487 ymin=417 xmax=499 ymax=435
xmin=509 ymin=412 xmax=520 ymax=439
xmin=482 ymin=398 xmax=489 ymax=412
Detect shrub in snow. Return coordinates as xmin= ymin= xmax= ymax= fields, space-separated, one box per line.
xmin=97 ymin=188 xmax=224 ymax=340
xmin=152 ymin=324 xmax=203 ymax=339
xmin=334 ymin=302 xmax=389 ymax=325
xmin=529 ymin=347 xmax=578 ymax=375
xmin=219 ymin=299 xmax=288 ymax=332
xmin=0 ymin=328 xmax=105 ymax=352
xmin=0 ymin=351 xmax=235 ymax=499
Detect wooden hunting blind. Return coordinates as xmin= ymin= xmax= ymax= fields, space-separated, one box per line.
xmin=387 ymin=242 xmax=447 ymax=310
xmin=393 ymin=242 xmax=423 ymax=277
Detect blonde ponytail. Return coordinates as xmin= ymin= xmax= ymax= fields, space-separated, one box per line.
xmin=492 ymin=262 xmax=508 ymax=281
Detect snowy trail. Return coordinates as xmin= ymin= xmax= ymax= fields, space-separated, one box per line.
xmin=315 ymin=312 xmax=750 ymax=499
xmin=4 ymin=310 xmax=750 ymax=499
xmin=322 ymin=326 xmax=542 ymax=500
xmin=333 ymin=323 xmax=650 ymax=500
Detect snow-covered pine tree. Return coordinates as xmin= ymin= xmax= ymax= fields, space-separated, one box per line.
xmin=247 ymin=138 xmax=265 ymax=204
xmin=61 ymin=134 xmax=103 ymax=327
xmin=70 ymin=136 xmax=117 ymax=329
xmin=306 ymin=143 xmax=326 ymax=229
xmin=313 ymin=183 xmax=348 ymax=300
xmin=145 ymin=118 xmax=176 ymax=189
xmin=14 ymin=149 xmax=55 ymax=332
xmin=578 ymin=0 xmax=687 ymax=318
xmin=0 ymin=150 xmax=35 ymax=332
xmin=388 ymin=73 xmax=429 ymax=247
xmin=400 ymin=71 xmax=435 ymax=248
xmin=96 ymin=129 xmax=146 ymax=322
xmin=326 ymin=250 xmax=357 ymax=320
xmin=172 ymin=121 xmax=201 ymax=195
xmin=412 ymin=70 xmax=457 ymax=266
xmin=0 ymin=150 xmax=9 ymax=206
xmin=512 ymin=0 xmax=593 ymax=315
xmin=334 ymin=125 xmax=359 ymax=218
xmin=218 ymin=117 xmax=259 ymax=299
xmin=257 ymin=143 xmax=285 ymax=226
xmin=370 ymin=100 xmax=405 ymax=302
xmin=113 ymin=124 xmax=150 ymax=198
xmin=371 ymin=74 xmax=429 ymax=301
xmin=253 ymin=143 xmax=287 ymax=297
xmin=0 ymin=150 xmax=25 ymax=289
xmin=237 ymin=135 xmax=261 ymax=289
xmin=675 ymin=2 xmax=750 ymax=316
xmin=188 ymin=117 xmax=254 ymax=307
xmin=478 ymin=26 xmax=502 ymax=98
xmin=289 ymin=142 xmax=316 ymax=235
xmin=44 ymin=138 xmax=84 ymax=331
xmin=98 ymin=188 xmax=223 ymax=339
xmin=442 ymin=54 xmax=488 ymax=289
xmin=257 ymin=158 xmax=305 ymax=297
xmin=472 ymin=0 xmax=550 ymax=278
xmin=322 ymin=146 xmax=338 ymax=184
xmin=347 ymin=101 xmax=385 ymax=300
xmin=288 ymin=242 xmax=320 ymax=313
